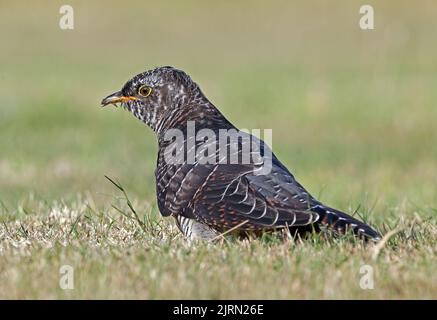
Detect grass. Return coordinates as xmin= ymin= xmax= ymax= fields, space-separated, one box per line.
xmin=1 ymin=0 xmax=437 ymax=299
xmin=0 ymin=192 xmax=436 ymax=299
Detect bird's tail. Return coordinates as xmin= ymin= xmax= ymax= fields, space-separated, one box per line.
xmin=311 ymin=204 xmax=381 ymax=241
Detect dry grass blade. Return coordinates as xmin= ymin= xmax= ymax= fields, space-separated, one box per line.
xmin=371 ymin=227 xmax=403 ymax=260
xmin=208 ymin=219 xmax=249 ymax=242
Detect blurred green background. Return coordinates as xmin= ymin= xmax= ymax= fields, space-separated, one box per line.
xmin=1 ymin=0 xmax=436 ymax=218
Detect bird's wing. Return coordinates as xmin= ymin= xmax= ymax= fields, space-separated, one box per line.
xmin=186 ymin=161 xmax=319 ymax=231
xmin=156 ymin=129 xmax=319 ymax=229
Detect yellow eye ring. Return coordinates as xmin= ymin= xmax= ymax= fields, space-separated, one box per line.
xmin=138 ymin=85 xmax=152 ymax=97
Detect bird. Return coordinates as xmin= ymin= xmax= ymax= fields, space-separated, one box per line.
xmin=101 ymin=66 xmax=381 ymax=242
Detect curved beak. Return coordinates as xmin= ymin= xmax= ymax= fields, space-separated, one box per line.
xmin=101 ymin=91 xmax=138 ymax=107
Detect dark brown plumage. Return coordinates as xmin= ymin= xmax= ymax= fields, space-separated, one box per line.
xmin=101 ymin=66 xmax=381 ymax=242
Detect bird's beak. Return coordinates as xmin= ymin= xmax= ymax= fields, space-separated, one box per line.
xmin=101 ymin=91 xmax=138 ymax=107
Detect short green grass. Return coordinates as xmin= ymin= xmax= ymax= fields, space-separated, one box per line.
xmin=1 ymin=1 xmax=436 ymax=299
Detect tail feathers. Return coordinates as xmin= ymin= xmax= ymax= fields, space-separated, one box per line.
xmin=312 ymin=205 xmax=381 ymax=241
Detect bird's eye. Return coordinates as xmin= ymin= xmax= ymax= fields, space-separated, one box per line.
xmin=138 ymin=85 xmax=152 ymax=97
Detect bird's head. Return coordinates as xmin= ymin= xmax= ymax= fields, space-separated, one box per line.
xmin=101 ymin=66 xmax=200 ymax=132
